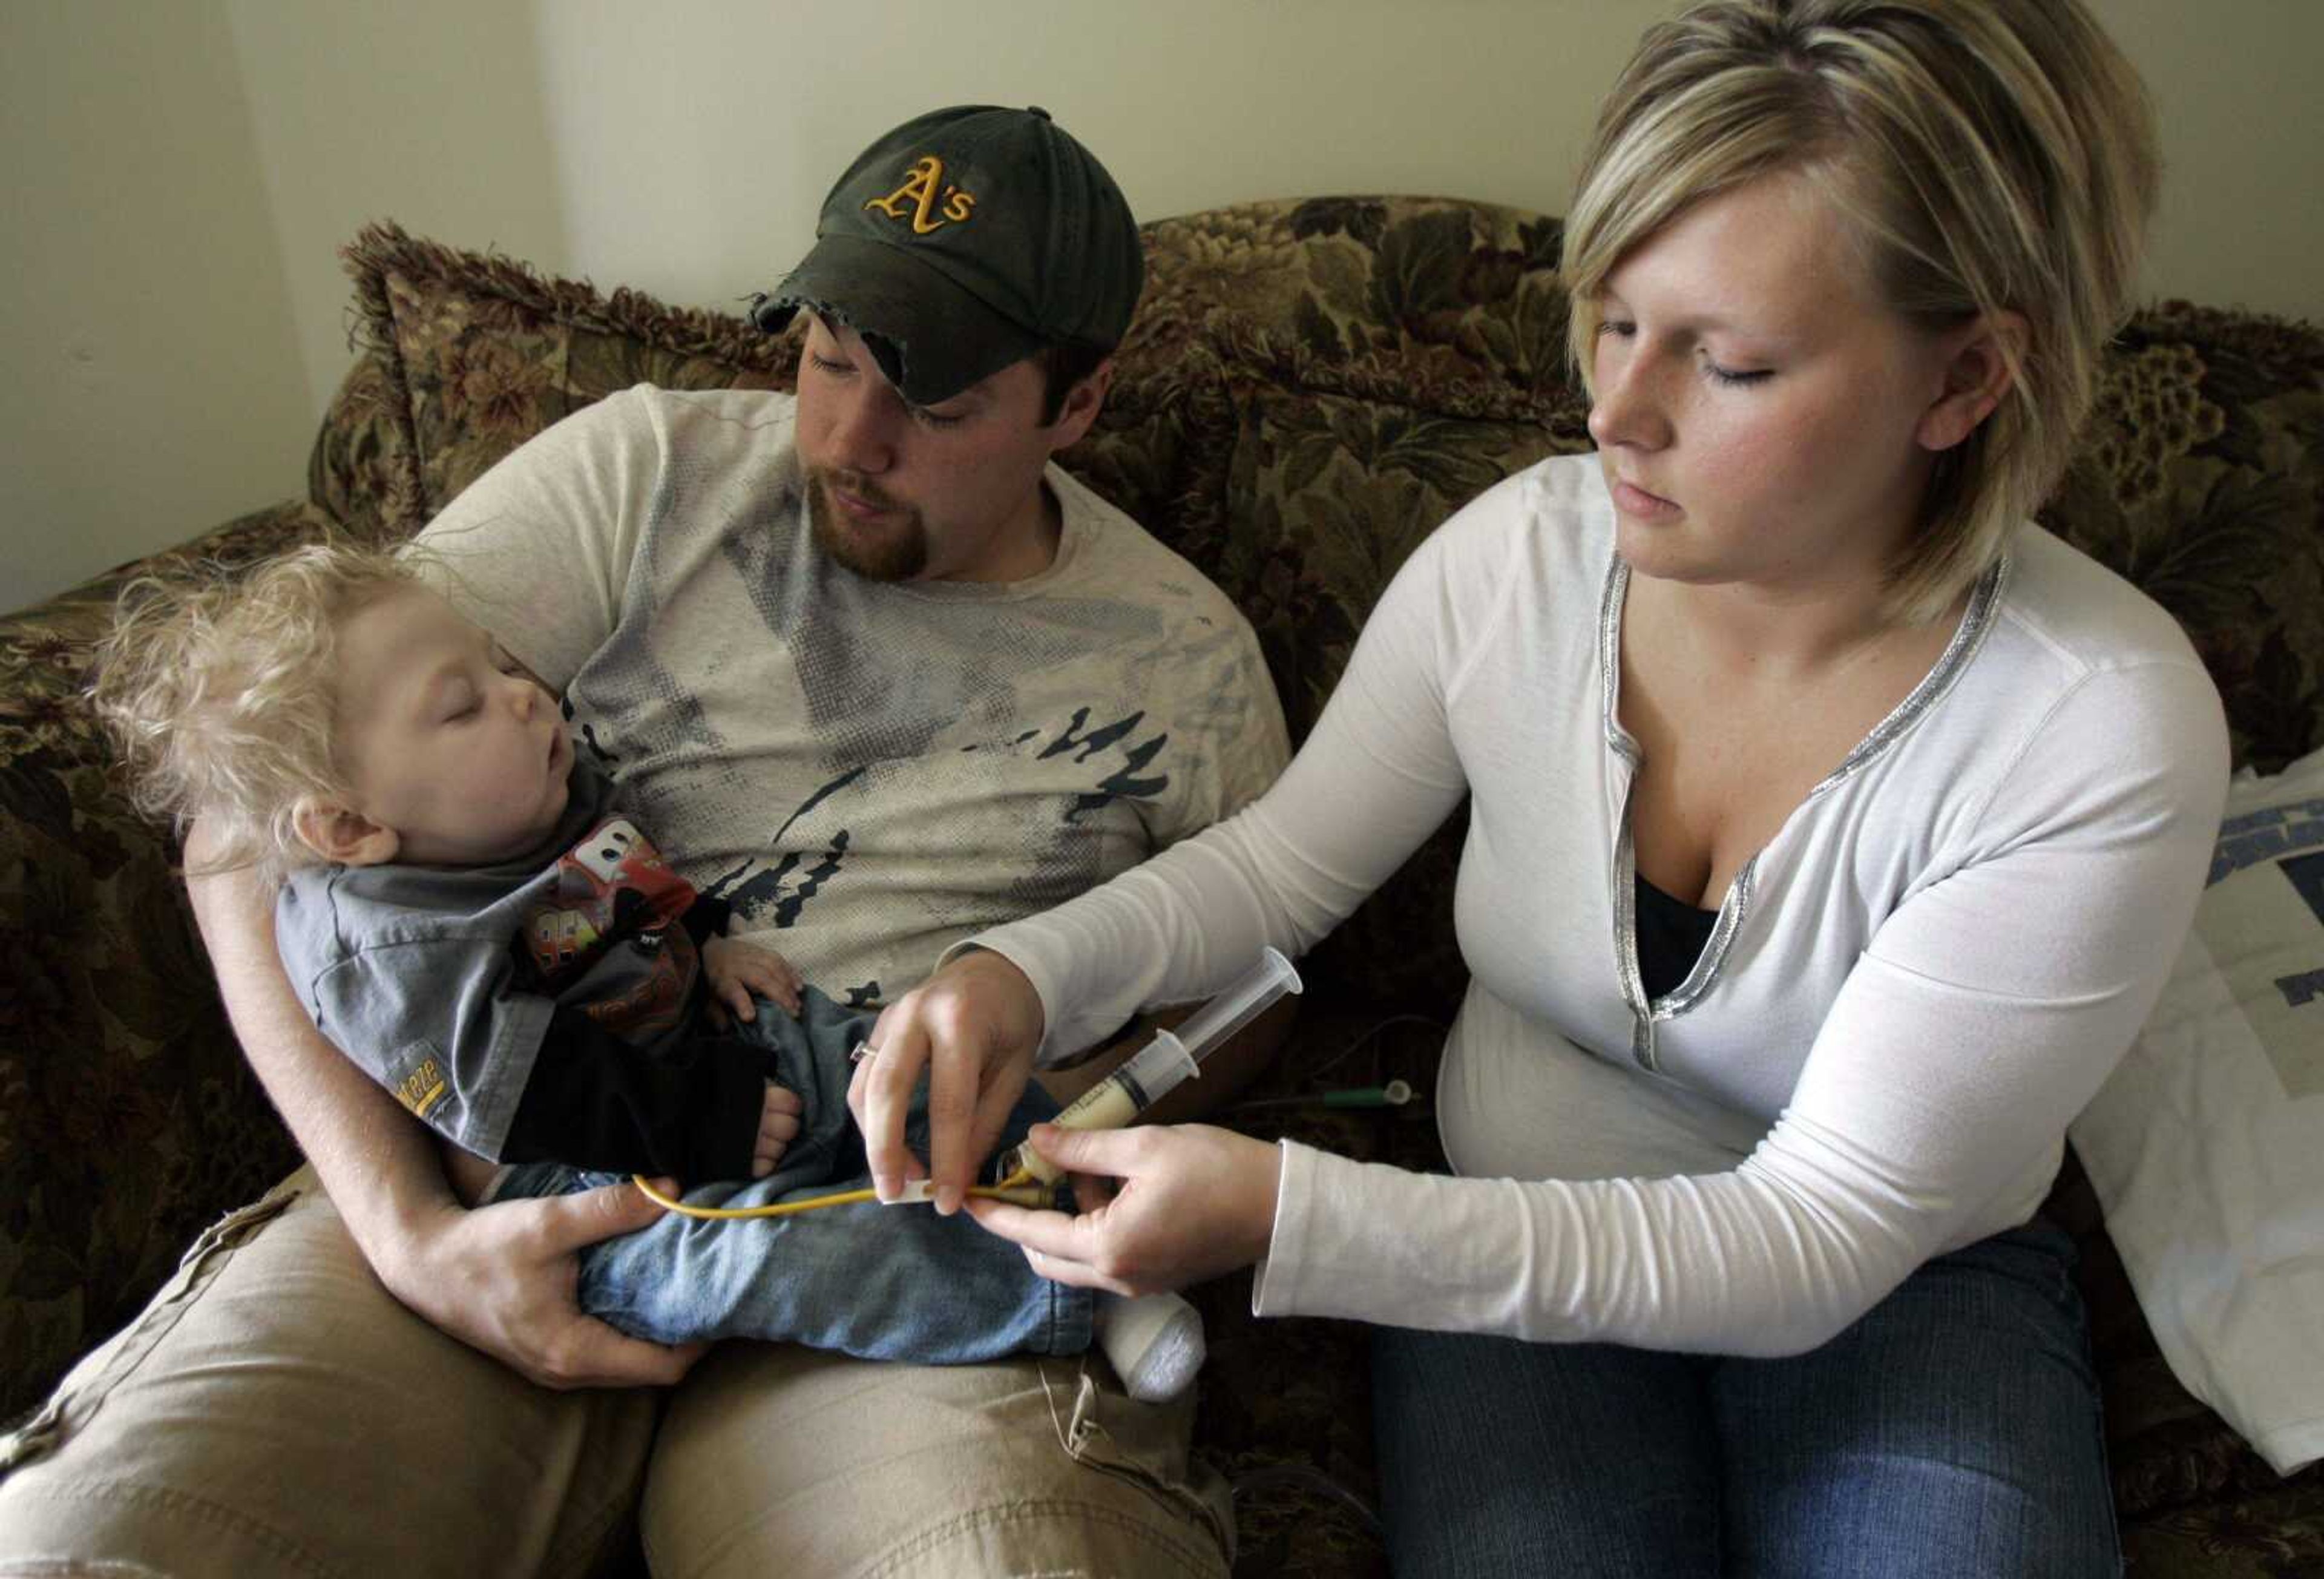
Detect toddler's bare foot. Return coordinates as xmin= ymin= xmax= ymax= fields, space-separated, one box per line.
xmin=752 ymin=1081 xmax=806 ymax=1177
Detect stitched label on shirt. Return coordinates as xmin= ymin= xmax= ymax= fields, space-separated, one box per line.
xmin=391 ymin=1043 xmax=449 ymax=1120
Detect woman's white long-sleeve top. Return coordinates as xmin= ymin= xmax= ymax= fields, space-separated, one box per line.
xmin=968 ymin=455 xmax=2229 ymax=1357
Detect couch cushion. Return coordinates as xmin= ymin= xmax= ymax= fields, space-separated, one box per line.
xmin=325 ymin=223 xmax=803 ymax=540
xmin=1124 ymin=198 xmax=1583 ymax=609
xmin=2041 ymin=304 xmax=2324 ymax=775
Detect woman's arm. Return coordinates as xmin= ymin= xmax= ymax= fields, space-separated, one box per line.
xmin=967 ymin=617 xmax=2228 ymax=1361
xmin=185 ymin=816 xmax=700 ymax=1387
xmin=1253 ymin=660 xmax=2230 ymax=1353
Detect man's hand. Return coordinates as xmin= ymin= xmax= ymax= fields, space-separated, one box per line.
xmin=963 ymin=1122 xmax=1281 ymax=1296
xmin=379 ymin=1180 xmax=705 ymax=1390
xmin=847 ymin=950 xmax=1046 ymax=1215
xmin=702 ymin=936 xmax=803 ymax=1021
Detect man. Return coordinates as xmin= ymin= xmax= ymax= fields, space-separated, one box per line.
xmin=0 ymin=105 xmax=1285 ymax=1576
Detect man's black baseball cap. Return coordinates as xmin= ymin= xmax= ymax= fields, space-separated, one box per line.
xmin=751 ymin=105 xmax=1143 ymax=407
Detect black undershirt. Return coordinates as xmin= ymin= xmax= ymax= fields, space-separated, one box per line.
xmin=499 ymin=893 xmax=770 ymax=1181
xmin=1633 ymin=870 xmax=1719 ymax=1001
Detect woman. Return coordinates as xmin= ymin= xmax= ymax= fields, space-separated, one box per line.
xmin=853 ymin=2 xmax=2226 ymax=1572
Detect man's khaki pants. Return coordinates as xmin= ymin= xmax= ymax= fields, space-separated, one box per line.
xmin=0 ymin=1167 xmax=1233 ymax=1578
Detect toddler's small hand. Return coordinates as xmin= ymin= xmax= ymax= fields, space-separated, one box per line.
xmin=752 ymin=1082 xmax=805 ymax=1177
xmin=703 ymin=937 xmax=805 ymax=1022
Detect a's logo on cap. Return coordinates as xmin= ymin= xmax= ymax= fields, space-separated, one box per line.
xmin=864 ymin=154 xmax=977 ymax=235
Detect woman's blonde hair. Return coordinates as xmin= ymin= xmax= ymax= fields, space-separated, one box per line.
xmin=91 ymin=541 xmax=428 ymax=881
xmin=1563 ymin=0 xmax=2158 ymax=622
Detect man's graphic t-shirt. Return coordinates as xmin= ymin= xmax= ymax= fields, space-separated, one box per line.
xmin=412 ymin=387 xmax=1291 ymax=1008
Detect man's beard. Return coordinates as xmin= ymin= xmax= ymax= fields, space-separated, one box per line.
xmin=807 ymin=469 xmax=928 ymax=582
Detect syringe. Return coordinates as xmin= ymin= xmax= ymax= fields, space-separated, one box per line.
xmin=1002 ymin=947 xmax=1303 ymax=1186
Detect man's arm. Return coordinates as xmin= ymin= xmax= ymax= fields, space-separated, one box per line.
xmin=184 ymin=816 xmax=700 ymax=1388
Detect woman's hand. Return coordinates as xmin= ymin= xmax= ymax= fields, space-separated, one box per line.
xmin=849 ymin=949 xmax=1047 ymax=1214
xmin=378 ymin=1181 xmax=705 ymax=1390
xmin=963 ymin=1122 xmax=1282 ymax=1296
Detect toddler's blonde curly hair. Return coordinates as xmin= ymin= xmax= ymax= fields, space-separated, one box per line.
xmin=90 ymin=541 xmax=430 ymax=882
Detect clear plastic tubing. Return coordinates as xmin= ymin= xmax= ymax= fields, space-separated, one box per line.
xmin=1006 ymin=947 xmax=1302 ymax=1184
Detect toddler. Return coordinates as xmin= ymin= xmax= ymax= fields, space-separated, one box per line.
xmin=93 ymin=542 xmax=1203 ymax=1399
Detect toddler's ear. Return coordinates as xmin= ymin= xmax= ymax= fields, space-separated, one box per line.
xmin=293 ymin=797 xmax=400 ymax=867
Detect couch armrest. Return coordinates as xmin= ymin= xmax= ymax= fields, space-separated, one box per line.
xmin=0 ymin=500 xmax=337 ymax=1422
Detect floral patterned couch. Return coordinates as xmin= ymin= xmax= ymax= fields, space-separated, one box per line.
xmin=5 ymin=200 xmax=2322 ymax=1576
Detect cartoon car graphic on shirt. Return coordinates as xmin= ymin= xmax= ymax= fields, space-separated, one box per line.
xmin=525 ymin=906 xmax=602 ymax=973
xmin=522 ymin=817 xmax=703 ymax=1043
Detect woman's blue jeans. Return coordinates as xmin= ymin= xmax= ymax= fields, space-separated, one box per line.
xmin=1370 ymin=1219 xmax=2118 ymax=1577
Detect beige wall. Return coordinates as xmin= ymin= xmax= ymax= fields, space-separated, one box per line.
xmin=2104 ymin=0 xmax=2324 ymax=323
xmin=2 ymin=2 xmax=309 ymax=609
xmin=8 ymin=0 xmax=2320 ymax=606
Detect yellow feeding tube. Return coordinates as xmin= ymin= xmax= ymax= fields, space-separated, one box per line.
xmin=632 ymin=1174 xmax=1052 ymax=1220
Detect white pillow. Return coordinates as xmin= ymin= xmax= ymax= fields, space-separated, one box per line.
xmin=2070 ymin=746 xmax=2324 ymax=1475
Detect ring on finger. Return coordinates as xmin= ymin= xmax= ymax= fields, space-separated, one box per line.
xmin=849 ymin=1040 xmax=879 ymax=1065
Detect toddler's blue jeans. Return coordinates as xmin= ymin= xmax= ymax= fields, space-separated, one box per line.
xmin=496 ymin=987 xmax=1091 ymax=1365
xmin=1371 ymin=1218 xmax=2117 ymax=1577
